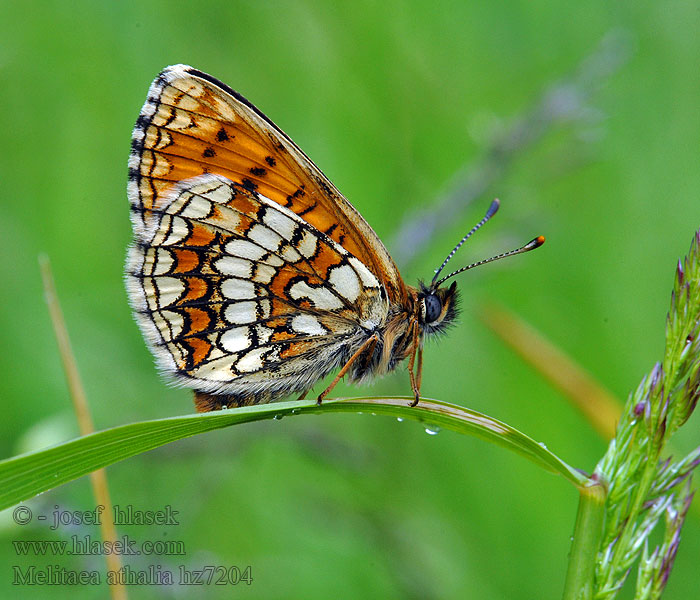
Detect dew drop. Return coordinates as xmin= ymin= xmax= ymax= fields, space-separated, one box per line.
xmin=538 ymin=442 xmax=548 ymax=450
xmin=273 ymin=414 xmax=284 ymax=421
xmin=396 ymin=417 xmax=404 ymax=423
xmin=425 ymin=426 xmax=441 ymax=436
xmin=291 ymin=408 xmax=300 ymax=415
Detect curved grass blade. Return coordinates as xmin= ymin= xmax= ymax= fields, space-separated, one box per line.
xmin=0 ymin=396 xmax=587 ymax=510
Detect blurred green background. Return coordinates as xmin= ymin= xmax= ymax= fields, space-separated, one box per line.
xmin=2 ymin=1 xmax=699 ymax=598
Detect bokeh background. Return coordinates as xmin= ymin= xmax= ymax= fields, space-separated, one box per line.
xmin=2 ymin=1 xmax=699 ymax=598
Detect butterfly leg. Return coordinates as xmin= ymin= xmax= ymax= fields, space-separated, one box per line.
xmin=408 ymin=322 xmax=422 ymax=407
xmin=317 ymin=334 xmax=379 ymax=405
xmin=415 ymin=343 xmax=424 ymax=395
xmin=296 ymin=390 xmax=309 ymax=401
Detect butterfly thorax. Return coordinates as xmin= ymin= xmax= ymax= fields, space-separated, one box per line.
xmin=346 ymin=290 xmax=417 ymax=382
xmin=348 ymin=280 xmax=459 ymax=382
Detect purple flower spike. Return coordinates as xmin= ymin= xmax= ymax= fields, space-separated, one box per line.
xmin=676 ymin=259 xmax=684 ymax=285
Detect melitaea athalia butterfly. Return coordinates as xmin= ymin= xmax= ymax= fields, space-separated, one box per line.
xmin=126 ymin=65 xmax=544 ymax=412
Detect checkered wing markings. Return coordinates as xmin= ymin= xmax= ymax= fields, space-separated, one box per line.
xmin=128 ymin=174 xmax=387 ymax=388
xmin=128 ymin=64 xmax=407 ymax=304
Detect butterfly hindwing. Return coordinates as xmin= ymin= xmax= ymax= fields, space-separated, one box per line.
xmin=127 ymin=174 xmax=388 ymax=400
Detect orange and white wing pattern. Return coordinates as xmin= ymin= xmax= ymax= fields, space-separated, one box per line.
xmin=126 ymin=65 xmax=541 ymax=410
xmin=128 ymin=64 xmax=406 ymax=303
xmin=127 ymin=173 xmax=389 ymax=407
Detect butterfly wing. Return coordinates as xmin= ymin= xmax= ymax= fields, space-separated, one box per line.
xmin=127 ymin=174 xmax=389 ymax=403
xmin=128 ymin=64 xmax=406 ymax=305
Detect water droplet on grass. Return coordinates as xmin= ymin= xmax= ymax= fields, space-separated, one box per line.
xmin=425 ymin=427 xmax=440 ymax=436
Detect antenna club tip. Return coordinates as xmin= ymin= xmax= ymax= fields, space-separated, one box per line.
xmin=486 ymin=198 xmax=500 ymax=218
xmin=523 ymin=235 xmax=546 ymax=252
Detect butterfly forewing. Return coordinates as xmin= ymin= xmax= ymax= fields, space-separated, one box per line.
xmin=128 ymin=65 xmax=406 ymax=303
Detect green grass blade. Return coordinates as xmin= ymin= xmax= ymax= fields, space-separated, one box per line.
xmin=0 ymin=396 xmax=587 ymax=509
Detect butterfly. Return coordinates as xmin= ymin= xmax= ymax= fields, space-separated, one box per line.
xmin=126 ymin=65 xmax=544 ymax=412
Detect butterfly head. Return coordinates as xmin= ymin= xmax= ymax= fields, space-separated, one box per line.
xmin=417 ymin=281 xmax=460 ymax=336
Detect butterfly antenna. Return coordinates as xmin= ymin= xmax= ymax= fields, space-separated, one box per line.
xmin=433 ymin=235 xmax=545 ymax=288
xmin=431 ymin=199 xmax=501 ymax=286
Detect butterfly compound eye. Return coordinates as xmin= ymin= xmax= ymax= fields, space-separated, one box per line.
xmin=423 ymin=294 xmax=442 ymax=324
